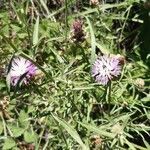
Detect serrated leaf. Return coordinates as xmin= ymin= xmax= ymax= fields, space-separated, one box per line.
xmin=9 ymin=125 xmax=24 ymax=138
xmin=18 ymin=110 xmax=29 ymax=127
xmin=3 ymin=138 xmax=16 ymax=150
xmin=12 ymin=128 xmax=24 ymax=137
xmin=24 ymin=131 xmax=37 ymax=143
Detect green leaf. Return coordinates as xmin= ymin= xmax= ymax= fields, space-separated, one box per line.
xmin=12 ymin=147 xmax=20 ymax=150
xmin=96 ymin=42 xmax=109 ymax=54
xmin=80 ymin=122 xmax=115 ymax=138
xmin=53 ymin=115 xmax=89 ymax=150
xmin=18 ymin=33 xmax=28 ymax=39
xmin=0 ymin=33 xmax=18 ymax=52
xmin=8 ymin=125 xmax=24 ymax=138
xmin=18 ymin=110 xmax=29 ymax=127
xmin=0 ymin=121 xmax=3 ymax=134
xmin=6 ymin=73 xmax=11 ymax=92
xmin=6 ymin=55 xmax=15 ymax=92
xmin=40 ymin=0 xmax=50 ymax=16
xmin=141 ymin=96 xmax=150 ymax=102
xmin=33 ymin=16 xmax=39 ymax=46
xmin=124 ymin=138 xmax=136 ymax=150
xmin=143 ymin=139 xmax=150 ymax=149
xmin=12 ymin=128 xmax=24 ymax=137
xmin=3 ymin=138 xmax=16 ymax=150
xmin=24 ymin=131 xmax=37 ymax=143
xmin=131 ymin=143 xmax=148 ymax=150
xmin=0 ymin=82 xmax=6 ymax=90
xmin=85 ymin=16 xmax=96 ymax=64
xmin=50 ymin=48 xmax=64 ymax=63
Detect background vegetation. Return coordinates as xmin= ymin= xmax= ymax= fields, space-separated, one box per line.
xmin=0 ymin=0 xmax=150 ymax=149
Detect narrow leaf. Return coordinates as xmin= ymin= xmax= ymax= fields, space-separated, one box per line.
xmin=85 ymin=16 xmax=96 ymax=64
xmin=80 ymin=122 xmax=116 ymax=138
xmin=40 ymin=0 xmax=50 ymax=16
xmin=124 ymin=138 xmax=136 ymax=150
xmin=53 ymin=115 xmax=89 ymax=150
xmin=33 ymin=16 xmax=39 ymax=46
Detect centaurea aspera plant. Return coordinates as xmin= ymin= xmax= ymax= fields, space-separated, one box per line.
xmin=91 ymin=54 xmax=123 ymax=112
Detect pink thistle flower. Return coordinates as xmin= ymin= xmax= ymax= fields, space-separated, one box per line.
xmin=91 ymin=55 xmax=122 ymax=85
xmin=9 ymin=56 xmax=37 ymax=86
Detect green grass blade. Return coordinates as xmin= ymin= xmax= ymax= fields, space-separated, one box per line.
xmin=33 ymin=16 xmax=39 ymax=46
xmin=40 ymin=0 xmax=50 ymax=16
xmin=124 ymin=138 xmax=136 ymax=150
xmin=52 ymin=115 xmax=89 ymax=150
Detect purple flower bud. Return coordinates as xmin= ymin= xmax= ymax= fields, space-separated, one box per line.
xmin=71 ymin=19 xmax=85 ymax=42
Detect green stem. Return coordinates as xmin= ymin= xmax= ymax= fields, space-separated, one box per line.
xmin=106 ymin=81 xmax=111 ymax=114
xmin=64 ymin=0 xmax=68 ymax=47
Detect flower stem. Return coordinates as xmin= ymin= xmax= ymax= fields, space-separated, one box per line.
xmin=106 ymin=81 xmax=111 ymax=114
xmin=64 ymin=0 xmax=68 ymax=47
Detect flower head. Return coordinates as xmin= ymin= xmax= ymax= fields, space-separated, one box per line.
xmin=71 ymin=19 xmax=85 ymax=42
xmin=8 ymin=56 xmax=37 ymax=86
xmin=90 ymin=0 xmax=99 ymax=6
xmin=91 ymin=55 xmax=122 ymax=85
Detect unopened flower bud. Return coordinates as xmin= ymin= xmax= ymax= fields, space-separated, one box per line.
xmin=90 ymin=0 xmax=99 ymax=6
xmin=134 ymin=78 xmax=145 ymax=89
xmin=71 ymin=19 xmax=85 ymax=43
